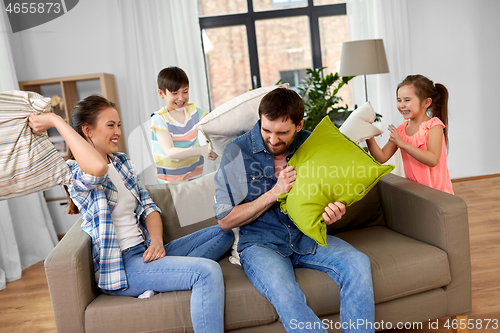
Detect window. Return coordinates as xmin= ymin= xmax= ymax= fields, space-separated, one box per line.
xmin=255 ymin=16 xmax=312 ymax=87
xmin=280 ymin=69 xmax=308 ymax=90
xmin=202 ymin=26 xmax=252 ymax=109
xmin=199 ymin=0 xmax=350 ymax=109
xmin=273 ymin=0 xmax=307 ymax=6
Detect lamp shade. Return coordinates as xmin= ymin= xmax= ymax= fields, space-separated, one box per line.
xmin=339 ymin=39 xmax=389 ymax=76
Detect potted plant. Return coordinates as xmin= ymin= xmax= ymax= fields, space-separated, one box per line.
xmin=297 ymin=67 xmax=381 ymax=131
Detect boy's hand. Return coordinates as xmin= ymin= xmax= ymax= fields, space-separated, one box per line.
xmin=207 ymin=145 xmax=218 ymax=161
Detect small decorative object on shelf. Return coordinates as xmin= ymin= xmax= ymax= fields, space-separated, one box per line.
xmin=51 ymin=95 xmax=64 ymax=110
xmin=51 ymin=95 xmax=65 ymax=118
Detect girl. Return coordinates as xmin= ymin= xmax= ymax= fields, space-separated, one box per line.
xmin=28 ymin=95 xmax=233 ymax=333
xmin=366 ymin=74 xmax=454 ymax=194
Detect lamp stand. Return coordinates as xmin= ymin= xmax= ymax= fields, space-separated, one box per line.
xmin=364 ymin=74 xmax=368 ymax=102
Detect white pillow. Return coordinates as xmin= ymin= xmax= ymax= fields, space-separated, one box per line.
xmin=196 ymin=84 xmax=289 ymax=155
xmin=228 ymin=227 xmax=241 ymax=266
xmin=167 ymin=172 xmax=217 ymax=227
xmin=339 ymin=101 xmax=383 ymax=143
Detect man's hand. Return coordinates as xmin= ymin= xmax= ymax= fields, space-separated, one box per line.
xmin=323 ymin=202 xmax=346 ymax=225
xmin=270 ymin=165 xmax=296 ymax=200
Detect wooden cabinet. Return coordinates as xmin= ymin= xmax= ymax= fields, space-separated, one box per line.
xmin=18 ymin=73 xmax=127 ymax=154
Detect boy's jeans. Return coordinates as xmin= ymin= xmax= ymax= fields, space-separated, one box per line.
xmin=240 ymin=235 xmax=375 ymax=333
xmin=101 ymin=225 xmax=233 ymax=333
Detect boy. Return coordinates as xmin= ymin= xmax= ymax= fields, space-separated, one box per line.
xmin=151 ymin=67 xmax=216 ymax=183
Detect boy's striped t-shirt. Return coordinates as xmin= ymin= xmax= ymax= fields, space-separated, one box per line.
xmin=150 ymin=104 xmax=205 ymax=183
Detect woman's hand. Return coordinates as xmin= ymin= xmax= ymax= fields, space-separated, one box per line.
xmin=143 ymin=242 xmax=166 ymax=262
xmin=143 ymin=212 xmax=165 ymax=262
xmin=29 ymin=112 xmax=108 ymax=176
xmin=28 ymin=112 xmax=59 ymax=134
xmin=323 ymin=202 xmax=346 ymax=225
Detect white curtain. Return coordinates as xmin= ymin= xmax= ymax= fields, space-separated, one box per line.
xmin=0 ymin=13 xmax=58 ymax=290
xmin=0 ymin=1 xmax=209 ymax=289
xmin=346 ymin=0 xmax=411 ymax=176
xmin=113 ymin=0 xmax=211 ymax=185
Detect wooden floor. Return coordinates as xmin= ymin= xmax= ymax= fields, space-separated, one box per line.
xmin=0 ymin=177 xmax=499 ymax=333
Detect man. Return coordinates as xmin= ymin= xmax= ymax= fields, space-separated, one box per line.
xmin=214 ymin=88 xmax=375 ymax=333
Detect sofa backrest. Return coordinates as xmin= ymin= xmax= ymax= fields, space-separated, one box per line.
xmin=326 ymin=182 xmax=386 ymax=235
xmin=147 ymin=172 xmax=387 ymax=243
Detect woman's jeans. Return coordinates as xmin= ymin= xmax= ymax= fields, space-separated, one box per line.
xmin=240 ymin=235 xmax=375 ymax=333
xmin=101 ymin=225 xmax=234 ymax=333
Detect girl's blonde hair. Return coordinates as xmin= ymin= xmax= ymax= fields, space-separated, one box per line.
xmin=397 ymin=74 xmax=449 ymax=145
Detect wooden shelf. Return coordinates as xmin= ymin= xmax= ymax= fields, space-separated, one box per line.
xmin=18 ymin=73 xmax=127 ymax=154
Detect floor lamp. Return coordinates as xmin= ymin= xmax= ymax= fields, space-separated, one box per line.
xmin=339 ymin=39 xmax=389 ymax=102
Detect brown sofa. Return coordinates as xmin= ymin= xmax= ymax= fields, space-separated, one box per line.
xmin=44 ymin=173 xmax=471 ymax=332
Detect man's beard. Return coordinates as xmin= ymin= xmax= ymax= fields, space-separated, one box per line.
xmin=263 ymin=133 xmax=296 ymax=156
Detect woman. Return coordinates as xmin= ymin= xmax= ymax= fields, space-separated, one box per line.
xmin=28 ymin=95 xmax=233 ymax=333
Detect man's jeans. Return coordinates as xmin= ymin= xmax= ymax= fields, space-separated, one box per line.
xmin=240 ymin=235 xmax=375 ymax=333
xmin=101 ymin=225 xmax=233 ymax=333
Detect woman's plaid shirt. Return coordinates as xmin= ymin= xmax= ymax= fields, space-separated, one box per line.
xmin=67 ymin=153 xmax=161 ymax=290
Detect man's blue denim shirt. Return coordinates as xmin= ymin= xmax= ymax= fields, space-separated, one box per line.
xmin=214 ymin=120 xmax=317 ymax=256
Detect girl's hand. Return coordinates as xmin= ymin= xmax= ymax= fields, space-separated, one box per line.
xmin=28 ymin=112 xmax=58 ymax=134
xmin=207 ymin=145 xmax=218 ymax=161
xmin=388 ymin=125 xmax=405 ymax=148
xmin=143 ymin=242 xmax=165 ymax=262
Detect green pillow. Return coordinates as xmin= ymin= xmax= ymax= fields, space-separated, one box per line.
xmin=277 ymin=116 xmax=394 ymax=246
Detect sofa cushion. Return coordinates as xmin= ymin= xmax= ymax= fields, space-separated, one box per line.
xmin=296 ymin=226 xmax=451 ymax=317
xmin=85 ymin=259 xmax=279 ymax=333
xmin=220 ymin=259 xmax=279 ymax=330
xmin=85 ymin=292 xmax=193 ymax=333
xmin=146 ymin=172 xmax=218 ymax=243
xmin=337 ymin=226 xmax=452 ymax=303
xmin=219 ymin=226 xmax=451 ymax=330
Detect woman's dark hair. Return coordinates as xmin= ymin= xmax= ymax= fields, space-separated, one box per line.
xmin=258 ymin=88 xmax=304 ymax=126
xmin=397 ymin=74 xmax=449 ymax=145
xmin=157 ymin=66 xmax=189 ymax=93
xmin=65 ymin=95 xmax=116 ymax=214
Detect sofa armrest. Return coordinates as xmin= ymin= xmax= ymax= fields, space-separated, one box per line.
xmin=44 ymin=218 xmax=97 ymax=333
xmin=378 ymin=174 xmax=472 ymax=316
